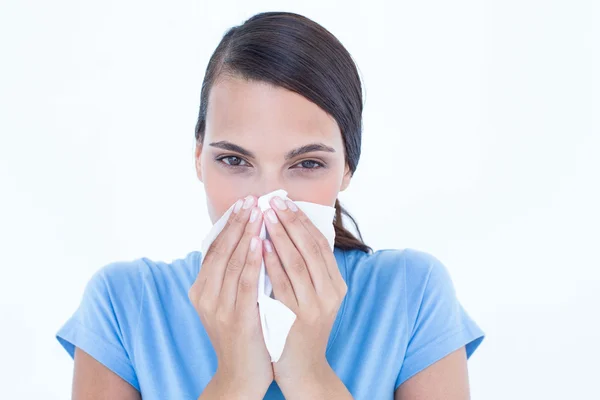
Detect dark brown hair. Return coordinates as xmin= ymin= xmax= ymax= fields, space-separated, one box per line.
xmin=194 ymin=11 xmax=372 ymax=254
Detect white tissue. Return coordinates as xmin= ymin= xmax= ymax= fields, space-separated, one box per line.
xmin=199 ymin=189 xmax=336 ymax=362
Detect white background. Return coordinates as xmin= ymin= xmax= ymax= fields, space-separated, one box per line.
xmin=1 ymin=1 xmax=598 ymax=398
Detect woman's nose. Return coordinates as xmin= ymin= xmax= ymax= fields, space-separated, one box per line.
xmin=255 ymin=182 xmax=288 ymax=199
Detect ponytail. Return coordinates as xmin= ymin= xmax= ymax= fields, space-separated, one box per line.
xmin=332 ymin=198 xmax=372 ymax=253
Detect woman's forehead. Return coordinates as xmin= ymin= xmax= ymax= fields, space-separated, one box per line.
xmin=206 ymin=76 xmax=340 ymax=143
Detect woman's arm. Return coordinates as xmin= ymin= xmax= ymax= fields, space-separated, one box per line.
xmin=73 ymin=347 xmax=141 ymax=400
xmin=73 ymin=348 xmax=248 ymax=400
xmin=395 ymin=346 xmax=471 ymax=400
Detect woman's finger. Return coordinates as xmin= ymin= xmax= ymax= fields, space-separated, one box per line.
xmin=235 ymin=235 xmax=264 ymax=313
xmin=219 ymin=206 xmax=263 ymax=311
xmin=202 ymin=195 xmax=256 ymax=306
xmin=262 ymin=239 xmax=298 ymax=311
xmin=267 ymin=197 xmax=329 ymax=294
xmin=263 ymin=207 xmax=317 ymax=308
xmin=284 ymin=199 xmax=345 ymax=292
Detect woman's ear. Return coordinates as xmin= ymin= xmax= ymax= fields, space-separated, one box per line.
xmin=340 ymin=164 xmax=352 ymax=192
xmin=194 ymin=141 xmax=203 ymax=183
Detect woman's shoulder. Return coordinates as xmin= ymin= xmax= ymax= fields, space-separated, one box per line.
xmin=93 ymin=250 xmax=202 ymax=290
xmin=343 ymin=246 xmax=451 ymax=284
xmin=56 ymin=251 xmax=200 ymax=391
xmin=67 ymin=250 xmax=202 ymax=334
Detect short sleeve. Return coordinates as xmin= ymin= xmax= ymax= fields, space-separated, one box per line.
xmin=56 ymin=261 xmax=142 ymax=391
xmin=395 ymin=251 xmax=485 ymax=389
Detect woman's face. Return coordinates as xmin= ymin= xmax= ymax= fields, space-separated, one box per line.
xmin=195 ymin=75 xmax=352 ymax=224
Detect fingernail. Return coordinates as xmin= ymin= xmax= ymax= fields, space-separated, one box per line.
xmin=286 ymin=200 xmax=298 ymax=212
xmin=272 ymin=196 xmax=287 ymax=210
xmin=249 ymin=207 xmax=260 ymax=223
xmin=243 ymin=195 xmax=255 ymax=209
xmin=233 ymin=199 xmax=243 ymax=213
xmin=264 ymin=239 xmax=273 ymax=253
xmin=266 ymin=208 xmax=278 ymax=223
xmin=250 ymin=237 xmax=258 ymax=251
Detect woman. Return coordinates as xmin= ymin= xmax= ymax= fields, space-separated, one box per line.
xmin=56 ymin=11 xmax=485 ymax=399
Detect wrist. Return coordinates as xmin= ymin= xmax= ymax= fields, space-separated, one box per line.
xmin=277 ymin=362 xmax=352 ymax=400
xmin=276 ymin=361 xmax=332 ymax=395
xmin=212 ymin=370 xmax=269 ymax=400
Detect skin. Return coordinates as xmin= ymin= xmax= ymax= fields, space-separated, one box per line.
xmin=196 ymin=74 xmax=352 ymax=222
xmin=71 ymin=76 xmax=471 ymax=399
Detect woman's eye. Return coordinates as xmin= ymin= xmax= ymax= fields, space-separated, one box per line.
xmin=217 ymin=156 xmax=324 ymax=171
xmin=295 ymin=160 xmax=324 ymax=170
xmin=218 ymin=156 xmax=248 ymax=167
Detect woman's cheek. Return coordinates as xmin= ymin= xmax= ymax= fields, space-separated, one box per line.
xmin=285 ymin=178 xmax=339 ymax=207
xmin=204 ymin=170 xmax=249 ymax=223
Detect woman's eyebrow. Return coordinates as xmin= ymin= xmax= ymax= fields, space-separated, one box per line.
xmin=209 ymin=141 xmax=253 ymax=157
xmin=209 ymin=141 xmax=336 ymax=160
xmin=285 ymin=143 xmax=336 ymax=160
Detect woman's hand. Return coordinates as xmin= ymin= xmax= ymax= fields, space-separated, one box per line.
xmin=262 ymin=196 xmax=348 ymax=387
xmin=188 ymin=195 xmax=273 ymax=399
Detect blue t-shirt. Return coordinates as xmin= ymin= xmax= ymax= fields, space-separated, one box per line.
xmin=56 ymin=247 xmax=485 ymax=399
